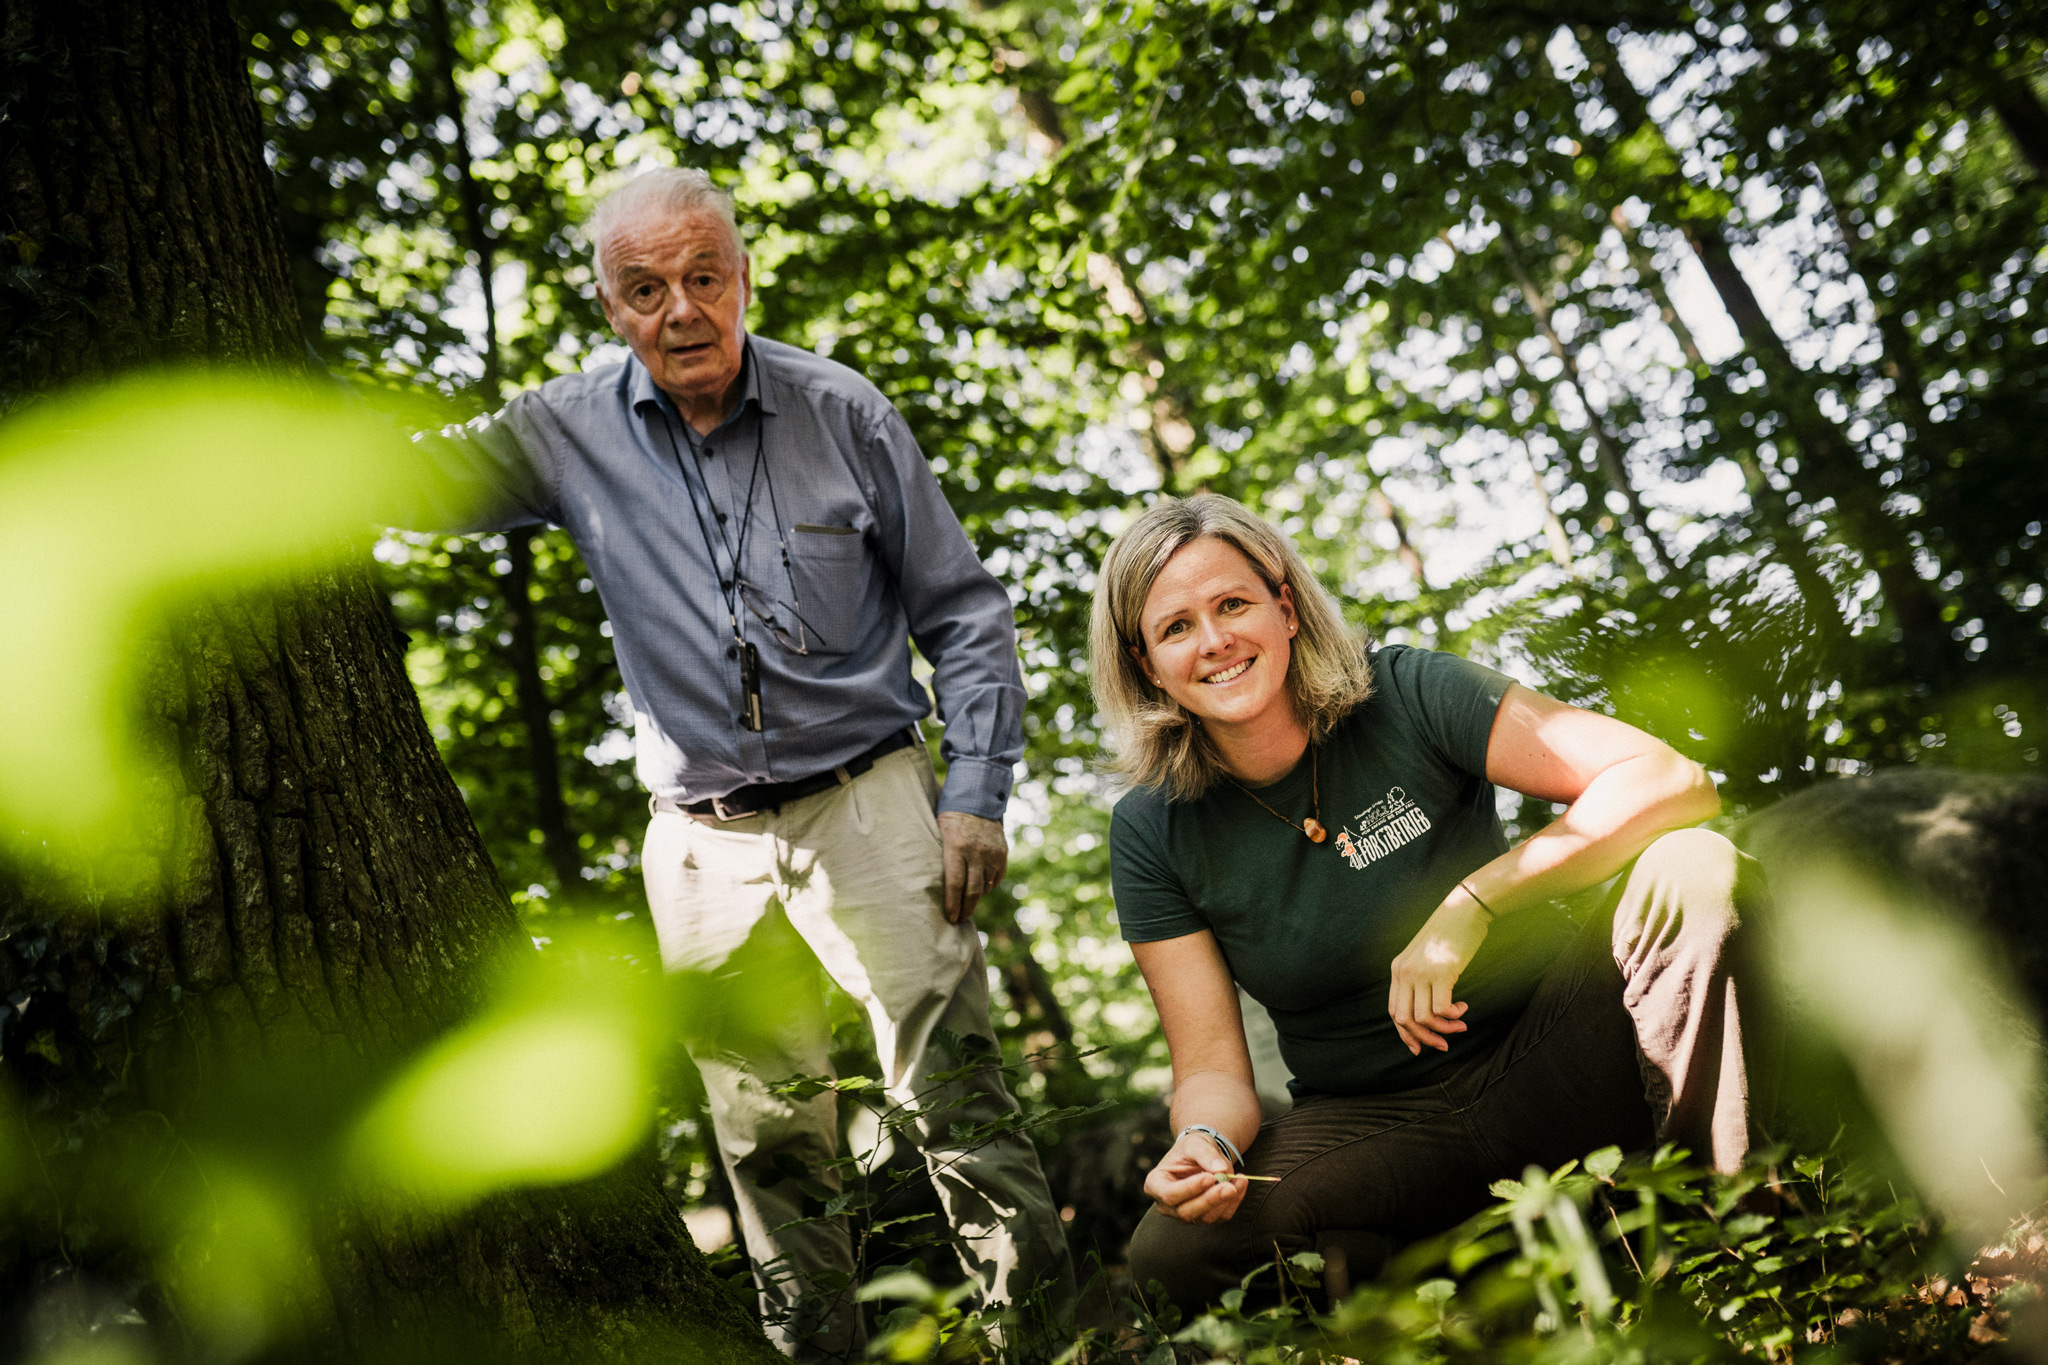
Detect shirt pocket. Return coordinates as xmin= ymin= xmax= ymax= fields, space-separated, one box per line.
xmin=783 ymin=523 xmax=868 ymax=655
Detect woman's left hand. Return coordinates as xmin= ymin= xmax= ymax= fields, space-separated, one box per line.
xmin=1388 ymin=899 xmax=1491 ymax=1055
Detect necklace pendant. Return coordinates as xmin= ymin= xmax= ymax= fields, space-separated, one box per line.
xmin=1302 ymin=818 xmax=1328 ymax=844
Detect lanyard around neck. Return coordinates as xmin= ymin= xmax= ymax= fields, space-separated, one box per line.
xmin=663 ymin=404 xmax=766 ymax=647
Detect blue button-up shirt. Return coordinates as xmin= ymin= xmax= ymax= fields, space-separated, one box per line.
xmin=420 ymin=335 xmax=1024 ymax=820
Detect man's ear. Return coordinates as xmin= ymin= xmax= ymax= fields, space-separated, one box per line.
xmin=741 ymin=252 xmax=753 ymax=310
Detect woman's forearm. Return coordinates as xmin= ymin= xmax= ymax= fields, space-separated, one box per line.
xmin=1167 ymin=1068 xmax=1264 ymax=1161
xmin=1468 ymin=749 xmax=1718 ymax=916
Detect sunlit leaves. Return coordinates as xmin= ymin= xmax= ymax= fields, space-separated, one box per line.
xmin=0 ymin=371 xmax=468 ymax=856
xmin=348 ymin=932 xmax=663 ymax=1206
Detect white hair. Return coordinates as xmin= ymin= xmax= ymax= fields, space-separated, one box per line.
xmin=587 ymin=167 xmax=743 ymax=277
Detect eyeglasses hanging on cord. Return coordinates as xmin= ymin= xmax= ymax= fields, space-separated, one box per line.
xmin=659 ymin=398 xmax=827 ymax=732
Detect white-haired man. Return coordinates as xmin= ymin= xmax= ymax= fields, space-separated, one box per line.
xmin=426 ymin=167 xmax=1074 ymax=1359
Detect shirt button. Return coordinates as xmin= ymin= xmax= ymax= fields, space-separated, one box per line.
xmin=716 ymin=511 xmax=728 ymax=523
xmin=727 ymin=646 xmax=738 ymax=659
xmin=704 ymin=446 xmax=716 ymax=457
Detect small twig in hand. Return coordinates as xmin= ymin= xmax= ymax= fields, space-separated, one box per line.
xmin=1214 ymin=1172 xmax=1282 ymax=1183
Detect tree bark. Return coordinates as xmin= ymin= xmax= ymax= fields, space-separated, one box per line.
xmin=0 ymin=2 xmax=775 ymax=1359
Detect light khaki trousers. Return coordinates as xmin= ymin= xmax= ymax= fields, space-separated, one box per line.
xmin=643 ymin=746 xmax=1075 ymax=1361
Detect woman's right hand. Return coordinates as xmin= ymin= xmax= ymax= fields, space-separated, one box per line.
xmin=1143 ymin=1131 xmax=1251 ymax=1224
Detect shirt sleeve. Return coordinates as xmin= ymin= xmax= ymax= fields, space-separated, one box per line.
xmin=1110 ymin=796 xmax=1209 ymax=943
xmin=1378 ymin=646 xmax=1515 ymax=777
xmin=400 ymin=391 xmax=563 ymax=533
xmin=860 ymin=404 xmax=1024 ymax=821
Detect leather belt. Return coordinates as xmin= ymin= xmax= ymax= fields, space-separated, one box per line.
xmin=651 ymin=728 xmax=920 ymax=822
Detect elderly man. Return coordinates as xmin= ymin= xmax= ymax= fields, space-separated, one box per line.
xmin=429 ymin=167 xmax=1073 ymax=1358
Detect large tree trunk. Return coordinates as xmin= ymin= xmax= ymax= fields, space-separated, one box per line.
xmin=0 ymin=2 xmax=775 ymax=1359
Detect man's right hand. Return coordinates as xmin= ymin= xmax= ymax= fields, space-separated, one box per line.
xmin=1143 ymin=1131 xmax=1250 ymax=1225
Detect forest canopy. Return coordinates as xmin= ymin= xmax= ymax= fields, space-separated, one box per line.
xmin=241 ymin=0 xmax=2047 ymax=1105
xmin=2 ymin=0 xmax=2045 ymax=1358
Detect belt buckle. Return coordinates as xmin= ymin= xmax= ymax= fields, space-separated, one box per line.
xmin=710 ymin=794 xmax=746 ymax=822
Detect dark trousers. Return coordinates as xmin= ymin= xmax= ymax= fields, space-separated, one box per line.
xmin=1129 ymin=827 xmax=1765 ymax=1315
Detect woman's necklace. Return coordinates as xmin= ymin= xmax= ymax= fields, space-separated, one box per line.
xmin=1231 ymin=745 xmax=1328 ymax=844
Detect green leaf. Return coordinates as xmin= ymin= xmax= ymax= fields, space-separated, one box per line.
xmin=1054 ymin=70 xmax=1099 ymax=104
xmin=856 ymin=1269 xmax=937 ymax=1303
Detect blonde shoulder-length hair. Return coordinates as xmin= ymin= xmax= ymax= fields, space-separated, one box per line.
xmin=1090 ymin=494 xmax=1374 ymax=802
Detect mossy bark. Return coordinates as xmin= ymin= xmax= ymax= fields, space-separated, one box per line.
xmin=0 ymin=2 xmax=777 ymax=1359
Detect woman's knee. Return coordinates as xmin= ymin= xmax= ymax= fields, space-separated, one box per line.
xmin=1612 ymin=828 xmax=1753 ymax=973
xmin=1639 ymin=828 xmax=1745 ymax=928
xmin=1128 ymin=1209 xmax=1248 ymax=1316
xmin=1639 ymin=826 xmax=1737 ymax=881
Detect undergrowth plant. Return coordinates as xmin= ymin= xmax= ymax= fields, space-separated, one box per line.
xmin=841 ymin=1140 xmax=2033 ymax=1364
xmin=761 ymin=1030 xmax=1114 ymax=1354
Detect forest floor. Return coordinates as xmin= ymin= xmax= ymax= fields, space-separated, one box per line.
xmin=824 ymin=1149 xmax=2048 ymax=1363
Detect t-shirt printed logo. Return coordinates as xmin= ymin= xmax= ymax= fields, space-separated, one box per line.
xmin=1334 ymin=786 xmax=1433 ymax=870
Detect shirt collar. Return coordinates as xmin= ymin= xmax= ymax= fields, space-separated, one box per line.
xmin=629 ymin=334 xmax=778 ymax=423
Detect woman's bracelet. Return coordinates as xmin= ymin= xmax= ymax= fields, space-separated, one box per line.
xmin=1177 ymin=1123 xmax=1243 ymax=1170
xmin=1460 ymin=881 xmax=1497 ymax=921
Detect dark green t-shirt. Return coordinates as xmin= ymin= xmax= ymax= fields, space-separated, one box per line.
xmin=1110 ymin=645 xmax=1574 ymax=1096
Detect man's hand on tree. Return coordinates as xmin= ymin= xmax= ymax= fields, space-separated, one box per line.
xmin=936 ymin=811 xmax=1008 ymax=924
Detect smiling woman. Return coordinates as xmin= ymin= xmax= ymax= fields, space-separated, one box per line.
xmin=1089 ymin=494 xmax=1372 ymax=801
xmin=1089 ymin=494 xmax=1764 ymax=1316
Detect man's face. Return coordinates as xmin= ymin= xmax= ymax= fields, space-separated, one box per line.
xmin=598 ymin=208 xmax=751 ymax=419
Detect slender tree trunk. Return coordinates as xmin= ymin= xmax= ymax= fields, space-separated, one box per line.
xmin=1674 ymin=198 xmax=1950 ymax=677
xmin=983 ymin=909 xmax=1074 ymax=1052
xmin=422 ymin=0 xmax=500 ymax=398
xmin=1516 ymin=441 xmax=1577 ymax=572
xmin=0 ymin=2 xmax=774 ymax=1358
xmin=1580 ymin=30 xmax=1955 ymax=681
xmin=975 ymin=9 xmax=1202 ymax=488
xmin=1611 ymin=214 xmax=1839 ymax=622
xmin=502 ymin=535 xmax=585 ymax=893
xmin=420 ymin=0 xmax=581 ymax=894
xmin=1494 ymin=227 xmax=1680 ymax=579
xmin=1810 ymin=166 xmax=1939 ymax=439
xmin=1989 ymin=70 xmax=2048 ymax=180
xmin=1367 ymin=483 xmax=1428 ymax=585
